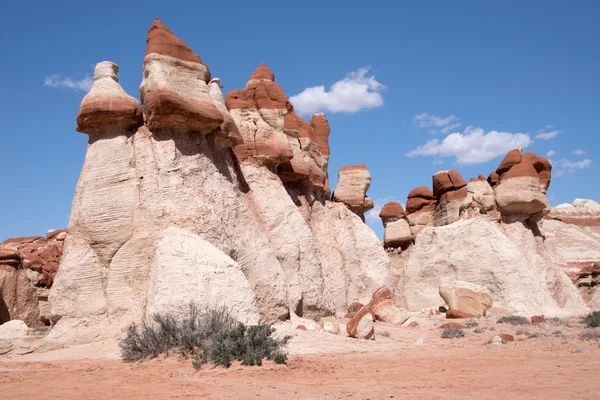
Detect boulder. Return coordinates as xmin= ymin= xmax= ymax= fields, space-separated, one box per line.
xmin=346 ymin=306 xmax=375 ymax=339
xmin=369 ymin=297 xmax=406 ymax=325
xmin=439 ymin=281 xmax=493 ymax=317
xmin=347 ymin=302 xmax=364 ymax=314
xmin=145 ymin=227 xmax=260 ymax=325
xmin=446 ymin=309 xmax=476 ymax=319
xmin=440 ymin=322 xmax=465 ymax=329
xmin=383 ymin=219 xmax=413 ymax=248
xmin=372 ymin=286 xmax=393 ymax=300
xmin=531 ymin=315 xmax=545 ymax=324
xmin=432 ymin=170 xmax=467 ymax=198
xmin=0 ymin=266 xmax=39 ymax=326
xmin=332 ymin=164 xmax=374 ymax=219
xmin=319 ymin=316 xmax=340 ymax=335
xmin=0 ymin=320 xmax=28 ymax=340
xmin=492 ymin=149 xmax=552 ymax=221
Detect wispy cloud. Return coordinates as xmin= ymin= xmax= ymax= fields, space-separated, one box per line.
xmin=554 ymin=158 xmax=592 ymax=176
xmin=413 ymin=113 xmax=461 ymax=134
xmin=546 ymin=150 xmax=557 ymax=157
xmin=289 ymin=67 xmax=385 ymax=115
xmin=44 ymin=74 xmax=93 ymax=92
xmin=406 ymin=126 xmax=532 ymax=165
xmin=535 ymin=128 xmax=560 ymax=140
xmin=572 ymin=149 xmax=587 ymax=155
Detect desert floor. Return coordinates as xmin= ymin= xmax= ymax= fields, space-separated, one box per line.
xmin=1 ymin=315 xmax=600 ymax=399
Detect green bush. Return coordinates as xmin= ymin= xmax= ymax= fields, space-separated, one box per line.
xmin=194 ymin=323 xmax=290 ymax=368
xmin=441 ymin=328 xmax=464 ymax=339
xmin=497 ymin=315 xmax=529 ymax=326
xmin=583 ymin=311 xmax=600 ymax=328
xmin=119 ymin=303 xmax=289 ymax=368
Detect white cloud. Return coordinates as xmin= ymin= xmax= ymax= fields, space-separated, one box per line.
xmin=365 ymin=197 xmax=404 ymax=228
xmin=406 ymin=126 xmax=532 ymax=165
xmin=413 ymin=113 xmax=461 ymax=134
xmin=535 ymin=129 xmax=560 ymax=140
xmin=572 ymin=149 xmax=587 ymax=155
xmin=554 ymin=158 xmax=592 ymax=176
xmin=546 ymin=150 xmax=557 ymax=157
xmin=289 ymin=67 xmax=385 ymax=115
xmin=44 ymin=74 xmax=93 ymax=92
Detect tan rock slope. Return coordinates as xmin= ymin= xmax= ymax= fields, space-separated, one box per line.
xmin=45 ymin=19 xmax=389 ymax=342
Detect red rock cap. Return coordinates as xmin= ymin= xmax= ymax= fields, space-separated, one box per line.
xmin=145 ymin=18 xmax=211 ymax=81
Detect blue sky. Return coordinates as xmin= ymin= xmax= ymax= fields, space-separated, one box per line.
xmin=1 ymin=0 xmax=598 ymax=240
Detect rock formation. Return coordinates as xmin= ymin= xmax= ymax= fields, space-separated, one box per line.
xmin=542 ymin=199 xmax=600 ymax=308
xmin=379 ymin=202 xmax=412 ymax=248
xmin=45 ymin=19 xmax=390 ymax=341
xmin=490 ymin=148 xmax=552 ymax=222
xmin=405 ymin=186 xmax=436 ymax=237
xmin=387 ymin=148 xmax=589 ymax=317
xmin=0 ymin=230 xmax=65 ymax=326
xmin=332 ymin=164 xmax=374 ymax=220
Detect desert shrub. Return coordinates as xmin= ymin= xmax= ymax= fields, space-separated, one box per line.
xmin=193 ymin=323 xmax=290 ymax=368
xmin=473 ymin=327 xmax=487 ymax=334
xmin=580 ymin=329 xmax=600 ymax=341
xmin=527 ymin=332 xmax=547 ymax=339
xmin=120 ymin=304 xmax=239 ymax=362
xmin=379 ymin=330 xmax=391 ymax=338
xmin=441 ymin=328 xmax=465 ymax=339
xmin=464 ymin=320 xmax=479 ymax=328
xmin=552 ymin=330 xmax=564 ymax=336
xmin=583 ymin=311 xmax=600 ymax=328
xmin=497 ymin=315 xmax=529 ymax=326
xmin=516 ymin=329 xmax=531 ymax=336
xmin=550 ymin=317 xmax=566 ymax=326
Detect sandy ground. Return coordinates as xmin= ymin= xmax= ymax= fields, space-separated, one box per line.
xmin=1 ymin=315 xmax=600 ymax=399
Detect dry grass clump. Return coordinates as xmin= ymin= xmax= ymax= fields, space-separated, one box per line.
xmin=119 ymin=303 xmax=289 ymax=368
xmin=441 ymin=328 xmax=465 ymax=339
xmin=497 ymin=315 xmax=529 ymax=326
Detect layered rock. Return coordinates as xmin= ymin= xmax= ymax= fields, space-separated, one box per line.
xmin=399 ymin=218 xmax=587 ymax=315
xmin=547 ymin=199 xmax=600 ymax=227
xmin=140 ymin=18 xmax=223 ymax=134
xmin=0 ymin=231 xmax=65 ymax=326
xmin=432 ymin=170 xmax=468 ymax=226
xmin=332 ymin=164 xmax=374 ymax=220
xmin=405 ymin=186 xmax=435 ymax=237
xmin=439 ymin=281 xmax=492 ymax=317
xmin=542 ymin=200 xmax=600 ymax=308
xmin=490 ymin=148 xmax=552 ymax=222
xmin=48 ymin=19 xmax=391 ymax=342
xmin=226 ymin=64 xmax=293 ymax=164
xmin=379 ymin=202 xmax=412 ymax=248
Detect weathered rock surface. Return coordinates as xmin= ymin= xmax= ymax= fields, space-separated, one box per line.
xmin=547 ymin=199 xmax=600 ymax=227
xmin=439 ymin=281 xmax=493 ymax=317
xmin=492 ymin=148 xmax=552 ymax=221
xmin=0 ymin=232 xmax=65 ymax=326
xmin=400 ymin=218 xmax=587 ymax=316
xmin=46 ymin=19 xmax=391 ymax=343
xmin=379 ymin=202 xmax=412 ymax=248
xmin=226 ymin=64 xmax=293 ymax=164
xmin=145 ymin=227 xmax=260 ymax=324
xmin=332 ymin=164 xmax=374 ymax=219
xmin=141 ymin=18 xmax=223 ymax=134
xmin=346 ymin=306 xmax=375 ymax=339
xmin=0 ymin=320 xmax=28 ymax=340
